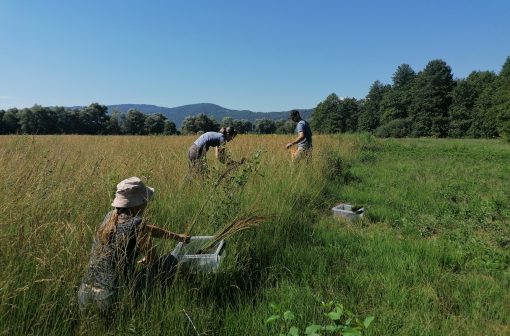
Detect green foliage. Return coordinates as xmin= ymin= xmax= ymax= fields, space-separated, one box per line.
xmin=163 ymin=120 xmax=178 ymax=135
xmin=181 ymin=113 xmax=220 ymax=134
xmin=358 ymin=81 xmax=390 ymax=132
xmin=266 ymin=301 xmax=374 ymax=336
xmin=310 ymin=93 xmax=340 ymax=133
xmin=123 ymin=108 xmax=147 ymax=135
xmin=79 ymin=103 xmax=110 ymax=134
xmin=375 ymin=118 xmax=410 ymax=138
xmin=311 ymin=94 xmax=361 ymax=134
xmin=255 ymin=118 xmax=277 ymax=134
xmin=206 ymin=150 xmax=263 ymax=230
xmin=275 ymin=119 xmax=296 ymax=134
xmin=222 ymin=117 xmax=253 ymax=134
xmin=408 ymin=59 xmax=455 ymax=137
xmin=144 ymin=113 xmax=167 ymax=134
xmin=392 ymin=63 xmax=416 ymax=88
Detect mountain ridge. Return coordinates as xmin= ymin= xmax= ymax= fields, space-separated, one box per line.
xmin=105 ymin=103 xmax=313 ymax=126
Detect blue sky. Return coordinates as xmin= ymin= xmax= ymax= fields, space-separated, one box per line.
xmin=1 ymin=1 xmax=509 ymax=112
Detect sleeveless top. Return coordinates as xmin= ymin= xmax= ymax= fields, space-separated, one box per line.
xmin=80 ymin=211 xmax=144 ymax=292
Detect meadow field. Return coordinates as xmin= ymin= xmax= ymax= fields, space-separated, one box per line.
xmin=0 ymin=134 xmax=509 ymax=335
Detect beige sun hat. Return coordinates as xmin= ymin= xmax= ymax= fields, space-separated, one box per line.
xmin=111 ymin=177 xmax=154 ymax=208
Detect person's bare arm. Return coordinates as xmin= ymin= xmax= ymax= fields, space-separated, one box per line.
xmin=138 ymin=230 xmax=157 ymax=264
xmin=286 ymin=131 xmax=305 ymax=149
xmin=146 ymin=224 xmax=190 ymax=242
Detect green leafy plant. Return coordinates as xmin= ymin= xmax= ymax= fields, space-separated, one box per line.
xmin=207 ymin=150 xmax=263 ymax=230
xmin=265 ymin=303 xmax=299 ymax=336
xmin=266 ymin=301 xmax=374 ymax=336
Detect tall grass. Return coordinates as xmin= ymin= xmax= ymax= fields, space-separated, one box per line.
xmin=0 ymin=134 xmax=508 ymax=335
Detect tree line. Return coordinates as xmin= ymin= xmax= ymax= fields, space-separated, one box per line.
xmin=2 ymin=56 xmax=509 ymax=138
xmin=313 ymin=56 xmax=510 ymax=139
xmin=0 ymin=104 xmax=176 ymax=135
xmin=0 ymin=103 xmax=299 ymax=135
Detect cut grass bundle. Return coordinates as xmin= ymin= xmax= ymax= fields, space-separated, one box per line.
xmin=198 ymin=214 xmax=271 ymax=253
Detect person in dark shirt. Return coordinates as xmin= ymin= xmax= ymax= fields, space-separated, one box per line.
xmin=285 ymin=110 xmax=313 ymax=161
xmin=78 ymin=177 xmax=189 ymax=312
xmin=188 ymin=127 xmax=240 ymax=172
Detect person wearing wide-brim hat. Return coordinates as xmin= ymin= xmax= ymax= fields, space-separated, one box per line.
xmin=78 ymin=177 xmax=190 ymax=312
xmin=285 ymin=110 xmax=313 ymax=162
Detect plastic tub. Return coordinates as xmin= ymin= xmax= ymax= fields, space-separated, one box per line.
xmin=171 ymin=236 xmax=225 ymax=272
xmin=332 ymin=204 xmax=365 ymax=221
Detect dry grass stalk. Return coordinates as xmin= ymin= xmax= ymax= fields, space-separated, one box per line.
xmin=199 ymin=214 xmax=270 ymax=253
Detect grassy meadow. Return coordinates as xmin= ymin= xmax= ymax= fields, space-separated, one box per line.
xmin=0 ymin=134 xmax=509 ymax=335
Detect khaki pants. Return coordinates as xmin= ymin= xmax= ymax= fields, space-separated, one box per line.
xmin=291 ymin=146 xmax=312 ymax=162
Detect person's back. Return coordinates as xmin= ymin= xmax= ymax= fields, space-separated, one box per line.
xmin=193 ymin=132 xmax=225 ymax=151
xmin=79 ymin=210 xmax=144 ymax=310
xmin=188 ymin=128 xmax=239 ymax=170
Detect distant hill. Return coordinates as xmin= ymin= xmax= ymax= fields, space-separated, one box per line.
xmin=106 ymin=103 xmax=313 ymax=126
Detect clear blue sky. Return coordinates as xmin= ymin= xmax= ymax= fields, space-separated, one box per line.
xmin=1 ymin=0 xmax=509 ymax=112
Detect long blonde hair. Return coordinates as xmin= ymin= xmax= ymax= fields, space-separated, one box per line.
xmin=97 ymin=210 xmax=120 ymax=245
xmin=97 ymin=204 xmax=147 ymax=244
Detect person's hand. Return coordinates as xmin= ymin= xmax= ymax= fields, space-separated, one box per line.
xmin=286 ymin=142 xmax=293 ymax=149
xmin=179 ymin=234 xmax=191 ymax=243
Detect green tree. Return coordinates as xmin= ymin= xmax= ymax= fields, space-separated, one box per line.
xmin=0 ymin=110 xmax=5 ymax=134
xmin=408 ymin=59 xmax=455 ymax=137
xmin=392 ymin=63 xmax=416 ymax=88
xmin=78 ymin=103 xmax=109 ymax=134
xmin=469 ymin=84 xmax=498 ymax=138
xmin=221 ymin=117 xmax=234 ymax=128
xmin=311 ymin=93 xmax=340 ymax=133
xmin=107 ymin=109 xmax=125 ymax=135
xmin=58 ymin=108 xmax=81 ymax=134
xmin=275 ymin=119 xmax=296 ymax=134
xmin=180 ymin=113 xmax=219 ymax=134
xmin=255 ymin=118 xmax=276 ymax=134
xmin=233 ymin=119 xmax=253 ymax=134
xmin=163 ymin=120 xmax=177 ymax=135
xmin=17 ymin=108 xmax=37 ymax=134
xmin=124 ymin=109 xmax=147 ymax=135
xmin=449 ymin=71 xmax=497 ymax=137
xmin=339 ymin=97 xmax=361 ymax=132
xmin=311 ymin=94 xmax=360 ymax=133
xmin=379 ymin=64 xmax=416 ymax=127
xmin=358 ymin=81 xmax=390 ymax=132
xmin=144 ymin=113 xmax=167 ymax=134
xmin=2 ymin=109 xmax=19 ymax=134
xmin=32 ymin=105 xmax=58 ymax=134
xmin=495 ymin=57 xmax=510 ymax=140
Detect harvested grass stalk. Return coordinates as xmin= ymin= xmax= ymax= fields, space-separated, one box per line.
xmin=198 ymin=214 xmax=270 ymax=253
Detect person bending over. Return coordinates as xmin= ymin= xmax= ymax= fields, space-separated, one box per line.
xmin=188 ymin=127 xmax=240 ymax=172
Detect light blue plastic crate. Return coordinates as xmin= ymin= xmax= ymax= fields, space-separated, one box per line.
xmin=332 ymin=204 xmax=365 ymax=221
xmin=171 ymin=236 xmax=225 ymax=272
